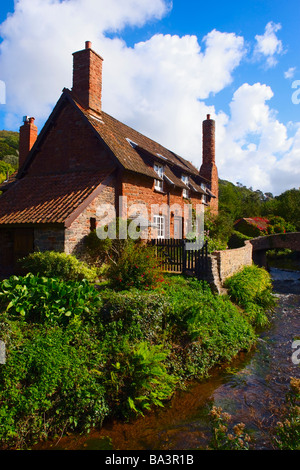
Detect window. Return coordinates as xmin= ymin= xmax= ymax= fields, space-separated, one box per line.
xmin=153 ymin=215 xmax=165 ymax=239
xmin=154 ymin=163 xmax=164 ymax=192
xmin=181 ymin=174 xmax=189 ymax=185
xmin=90 ymin=217 xmax=97 ymax=232
xmin=126 ymin=138 xmax=138 ymax=148
xmin=181 ymin=174 xmax=189 ymax=198
xmin=183 ymin=188 xmax=189 ymax=199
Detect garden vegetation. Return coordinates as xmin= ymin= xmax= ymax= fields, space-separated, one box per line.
xmin=0 ymin=245 xmax=275 ymax=450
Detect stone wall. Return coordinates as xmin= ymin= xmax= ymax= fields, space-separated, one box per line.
xmin=202 ymin=241 xmax=253 ymax=293
xmin=213 ymin=240 xmax=253 ymax=284
xmin=34 ymin=226 xmax=65 ymax=253
xmin=65 ymin=177 xmax=116 ymax=255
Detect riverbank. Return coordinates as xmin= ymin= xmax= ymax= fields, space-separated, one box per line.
xmin=33 ymin=268 xmax=300 ymax=451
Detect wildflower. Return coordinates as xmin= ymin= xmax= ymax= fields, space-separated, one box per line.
xmin=222 ymin=412 xmax=231 ymax=422
xmin=233 ymin=423 xmax=246 ymax=437
xmin=218 ymin=424 xmax=228 ymax=433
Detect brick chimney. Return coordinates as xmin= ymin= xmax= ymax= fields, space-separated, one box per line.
xmin=199 ymin=114 xmax=219 ymax=214
xmin=72 ymin=41 xmax=103 ymax=115
xmin=19 ymin=117 xmax=38 ymax=169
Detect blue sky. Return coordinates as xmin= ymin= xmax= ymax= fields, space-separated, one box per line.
xmin=0 ymin=0 xmax=299 ymax=194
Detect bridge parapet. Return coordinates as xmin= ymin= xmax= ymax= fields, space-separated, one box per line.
xmin=250 ymin=232 xmax=300 ymax=252
xmin=250 ymin=232 xmax=300 ymax=267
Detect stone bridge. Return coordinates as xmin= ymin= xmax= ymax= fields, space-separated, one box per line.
xmin=250 ymin=232 xmax=300 ymax=267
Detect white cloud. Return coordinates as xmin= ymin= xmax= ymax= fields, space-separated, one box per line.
xmin=284 ymin=67 xmax=296 ymax=79
xmin=254 ymin=21 xmax=284 ymax=68
xmin=216 ymin=83 xmax=298 ymax=195
xmin=0 ymin=2 xmax=299 ymax=196
xmin=0 ymin=0 xmax=170 ymax=127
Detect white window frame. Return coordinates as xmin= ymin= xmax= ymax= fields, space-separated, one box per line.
xmin=183 ymin=188 xmax=189 ymax=199
xmin=154 ymin=163 xmax=164 ymax=192
xmin=181 ymin=174 xmax=189 ymax=185
xmin=153 ymin=215 xmax=165 ymax=239
xmin=181 ymin=174 xmax=189 ymax=198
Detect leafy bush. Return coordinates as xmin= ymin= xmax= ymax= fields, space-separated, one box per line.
xmin=97 ymin=289 xmax=168 ymax=342
xmin=107 ymin=242 xmax=163 ymax=290
xmin=224 ymin=265 xmax=276 ymax=327
xmin=82 ymin=218 xmax=133 ymax=267
xmin=228 ymin=230 xmax=252 ymax=249
xmin=267 ymin=216 xmax=296 ymax=234
xmin=19 ymin=251 xmax=99 ymax=282
xmin=103 ymin=339 xmax=177 ymax=417
xmin=154 ymin=276 xmax=256 ymax=378
xmin=0 ymin=324 xmax=108 ymax=449
xmin=0 ymin=274 xmax=102 ymax=326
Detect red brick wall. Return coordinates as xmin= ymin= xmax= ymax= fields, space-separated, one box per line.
xmin=27 ymin=103 xmax=114 ymax=176
xmin=121 ymin=171 xmax=203 ymax=239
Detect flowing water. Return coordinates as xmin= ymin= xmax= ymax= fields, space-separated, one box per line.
xmin=34 ymin=264 xmax=300 ymax=451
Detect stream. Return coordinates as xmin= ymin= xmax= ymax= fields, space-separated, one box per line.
xmin=34 ymin=265 xmax=300 ymax=451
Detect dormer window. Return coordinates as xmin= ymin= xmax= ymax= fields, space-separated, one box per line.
xmin=181 ymin=174 xmax=189 ymax=198
xmin=126 ymin=138 xmax=138 ymax=148
xmin=181 ymin=174 xmax=189 ymax=185
xmin=154 ymin=163 xmax=164 ymax=192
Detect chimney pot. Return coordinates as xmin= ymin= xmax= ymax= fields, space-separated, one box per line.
xmin=207 ymin=114 xmax=210 ymax=120
xmin=85 ymin=41 xmax=92 ymax=50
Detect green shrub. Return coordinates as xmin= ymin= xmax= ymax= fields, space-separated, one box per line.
xmin=107 ymin=242 xmax=163 ymax=291
xmin=103 ymin=339 xmax=177 ymax=417
xmin=0 ymin=324 xmax=108 ymax=449
xmin=82 ymin=218 xmax=133 ymax=267
xmin=154 ymin=276 xmax=256 ymax=378
xmin=97 ymin=289 xmax=168 ymax=342
xmin=228 ymin=230 xmax=252 ymax=249
xmin=224 ymin=265 xmax=276 ymax=327
xmin=0 ymin=274 xmax=102 ymax=326
xmin=19 ymin=251 xmax=99 ymax=282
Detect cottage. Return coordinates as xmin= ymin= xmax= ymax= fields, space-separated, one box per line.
xmin=0 ymin=42 xmax=218 ymax=274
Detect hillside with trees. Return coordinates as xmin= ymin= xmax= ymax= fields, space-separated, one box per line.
xmin=218 ymin=179 xmax=300 ymax=231
xmin=0 ymin=130 xmax=19 ymax=183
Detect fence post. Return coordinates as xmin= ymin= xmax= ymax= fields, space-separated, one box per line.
xmin=182 ymin=239 xmax=187 ymax=274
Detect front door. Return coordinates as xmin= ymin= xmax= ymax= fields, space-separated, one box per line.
xmin=13 ymin=229 xmax=34 ymax=266
xmin=174 ymin=217 xmax=183 ymax=240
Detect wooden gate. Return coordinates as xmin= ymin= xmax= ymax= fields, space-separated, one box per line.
xmin=151 ymin=238 xmax=209 ymax=280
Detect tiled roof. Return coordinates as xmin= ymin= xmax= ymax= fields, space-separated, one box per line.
xmin=0 ymin=170 xmax=111 ymax=225
xmin=77 ymin=97 xmax=206 ymax=183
